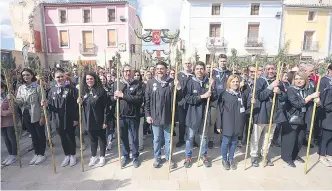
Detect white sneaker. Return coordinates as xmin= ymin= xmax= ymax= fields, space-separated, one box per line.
xmin=320 ymin=157 xmax=332 ymax=167
xmin=97 ymin=157 xmax=106 ymax=167
xmin=29 ymin=155 xmax=39 ymax=165
xmin=88 ymin=157 xmax=98 ymax=167
xmin=69 ymin=155 xmax=77 ymax=167
xmin=34 ymin=155 xmax=47 ymax=165
xmin=61 ymin=156 xmax=70 ymax=167
xmin=2 ymin=155 xmax=11 ymax=165
xmin=5 ymin=155 xmax=17 ymax=166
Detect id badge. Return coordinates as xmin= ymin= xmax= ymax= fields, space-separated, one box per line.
xmin=301 ymin=107 xmax=306 ymax=113
xmin=240 ymin=107 xmax=245 ymax=113
xmin=238 ymin=98 xmax=242 ymax=102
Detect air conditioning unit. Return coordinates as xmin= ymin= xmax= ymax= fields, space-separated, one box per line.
xmin=120 ymin=15 xmax=126 ymax=21
xmin=276 ymin=12 xmax=281 ymax=18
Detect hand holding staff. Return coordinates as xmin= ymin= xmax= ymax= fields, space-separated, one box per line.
xmin=77 ymin=60 xmax=85 ymax=172
xmin=168 ymin=61 xmax=179 ymax=172
xmin=197 ymin=62 xmax=214 ymax=167
xmin=244 ymin=61 xmax=259 ymax=170
xmin=262 ymin=61 xmax=282 ymax=167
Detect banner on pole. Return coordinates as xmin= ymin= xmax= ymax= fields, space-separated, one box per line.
xmin=152 ymin=30 xmax=161 ymax=45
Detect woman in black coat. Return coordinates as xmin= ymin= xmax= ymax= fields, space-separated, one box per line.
xmin=318 ymin=85 xmax=332 ymax=166
xmin=282 ymin=72 xmax=319 ymax=167
xmin=46 ymin=68 xmax=78 ymax=167
xmin=77 ymin=72 xmax=110 ymax=167
xmin=217 ymin=74 xmax=249 ymax=170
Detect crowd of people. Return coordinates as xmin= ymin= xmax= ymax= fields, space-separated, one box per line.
xmin=1 ymin=54 xmax=332 ymax=172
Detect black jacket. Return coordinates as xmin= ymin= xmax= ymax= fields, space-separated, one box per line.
xmin=211 ymin=68 xmax=232 ymax=107
xmin=184 ymin=76 xmax=217 ymax=131
xmin=320 ymin=86 xmax=332 ymax=130
xmin=177 ymin=71 xmax=194 ymax=108
xmin=82 ymin=89 xmax=110 ymax=130
xmin=47 ymin=84 xmax=78 ymax=130
xmin=216 ymin=90 xmax=249 ymax=136
xmin=319 ymin=75 xmax=332 ymax=93
xmin=110 ymin=79 xmax=143 ymax=120
xmin=252 ymin=76 xmax=287 ymax=124
xmin=145 ymin=77 xmax=176 ymax=126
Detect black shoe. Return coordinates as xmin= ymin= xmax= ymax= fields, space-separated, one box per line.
xmin=295 ymin=156 xmax=305 ymax=163
xmin=176 ymin=141 xmax=185 ymax=148
xmin=173 ymin=131 xmax=176 ymax=136
xmin=121 ymin=157 xmax=130 ymax=168
xmin=183 ymin=157 xmax=192 ymax=168
xmin=208 ymin=141 xmax=214 ymax=149
xmin=229 ymin=160 xmax=237 ymax=170
xmin=251 ymin=158 xmax=259 ymax=167
xmin=222 ymin=160 xmax=230 ymax=170
xmin=272 ymin=141 xmax=281 ymax=147
xmin=303 ymin=139 xmax=314 ymax=148
xmin=202 ymin=157 xmax=211 ymax=168
xmin=167 ymin=159 xmax=177 ymax=169
xmin=193 ymin=141 xmax=199 ymax=148
xmin=153 ymin=158 xmax=162 ymax=168
xmin=265 ymin=158 xmax=274 ymax=167
xmin=132 ymin=158 xmax=140 ymax=168
xmin=286 ymin=160 xmax=296 ymax=168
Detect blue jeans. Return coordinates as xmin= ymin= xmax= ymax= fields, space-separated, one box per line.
xmin=120 ymin=119 xmax=139 ymax=159
xmin=221 ymin=135 xmax=238 ymax=161
xmin=152 ymin=125 xmax=171 ymax=160
xmin=185 ymin=126 xmax=207 ymax=158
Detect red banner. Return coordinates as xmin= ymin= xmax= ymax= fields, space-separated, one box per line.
xmin=152 ymin=30 xmax=161 ymax=45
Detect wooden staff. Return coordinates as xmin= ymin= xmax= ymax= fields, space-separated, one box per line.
xmin=38 ymin=71 xmax=57 ymax=173
xmin=116 ymin=56 xmax=122 ymax=169
xmin=304 ymin=76 xmax=322 ymax=174
xmin=262 ymin=61 xmax=282 ymax=167
xmin=197 ymin=62 xmax=214 ymax=167
xmin=3 ymin=69 xmax=22 ymax=167
xmin=243 ymin=61 xmax=259 ymax=170
xmin=168 ymin=61 xmax=179 ymax=172
xmin=78 ymin=60 xmax=85 ymax=172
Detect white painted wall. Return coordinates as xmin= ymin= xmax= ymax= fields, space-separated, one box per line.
xmin=180 ymin=0 xmax=282 ymax=62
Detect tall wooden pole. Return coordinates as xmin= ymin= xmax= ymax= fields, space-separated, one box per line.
xmin=78 ymin=59 xmax=85 ymax=172
xmin=116 ymin=54 xmax=122 ymax=169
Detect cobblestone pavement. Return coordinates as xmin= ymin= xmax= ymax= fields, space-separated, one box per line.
xmin=1 ymin=128 xmax=332 ymax=190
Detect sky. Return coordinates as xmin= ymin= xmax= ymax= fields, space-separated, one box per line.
xmin=0 ymin=0 xmax=181 ymax=51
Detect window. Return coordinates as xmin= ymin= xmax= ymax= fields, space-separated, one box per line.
xmin=59 ymin=30 xmax=69 ymax=47
xmin=82 ymin=31 xmax=93 ymax=49
xmin=303 ymin=31 xmax=314 ymax=50
xmin=308 ymin=11 xmax=317 ymax=21
xmin=209 ymin=24 xmax=221 ymax=37
xmin=247 ymin=24 xmax=259 ymax=41
xmin=250 ymin=4 xmax=260 ymax=15
xmin=108 ymin=9 xmax=116 ymax=22
xmin=59 ymin=10 xmax=67 ymax=23
xmin=212 ymin=4 xmax=220 ymax=15
xmin=107 ymin=29 xmax=117 ymax=47
xmin=83 ymin=9 xmax=91 ymax=23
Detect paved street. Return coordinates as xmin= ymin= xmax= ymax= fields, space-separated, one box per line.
xmin=1 ymin=128 xmax=332 ymax=190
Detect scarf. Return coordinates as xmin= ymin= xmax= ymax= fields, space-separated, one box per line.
xmin=55 ymin=84 xmax=64 ymax=94
xmin=180 ymin=71 xmax=194 ymax=78
xmin=23 ymin=82 xmax=37 ymax=89
xmin=121 ymin=78 xmax=134 ymax=87
xmin=155 ymin=76 xmax=168 ymax=87
xmin=261 ymin=75 xmax=275 ymax=85
xmin=226 ymin=89 xmax=240 ymax=96
xmin=192 ymin=76 xmax=208 ymax=87
xmin=292 ymin=85 xmax=307 ymax=99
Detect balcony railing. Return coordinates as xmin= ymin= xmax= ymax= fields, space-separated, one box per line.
xmin=301 ymin=41 xmax=319 ymax=52
xmin=206 ymin=37 xmax=228 ymax=49
xmin=79 ymin=43 xmax=98 ymax=55
xmin=244 ymin=37 xmax=264 ymax=49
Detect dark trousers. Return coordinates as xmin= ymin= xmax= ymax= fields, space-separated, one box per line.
xmin=281 ymin=123 xmax=305 ymax=161
xmin=318 ymin=129 xmax=332 ymax=156
xmin=75 ymin=125 xmax=85 ymax=143
xmin=58 ymin=126 xmax=76 ymax=156
xmin=143 ymin=120 xmax=150 ymax=135
xmin=88 ymin=129 xmax=106 ymax=157
xmin=120 ymin=118 xmax=139 ymax=159
xmin=178 ymin=106 xmax=186 ymax=142
xmin=1 ymin=126 xmax=17 ymax=155
xmin=23 ymin=110 xmax=46 ymax=156
xmin=240 ymin=115 xmax=250 ymax=144
xmin=107 ymin=120 xmax=115 ymax=141
xmin=273 ymin=123 xmax=283 ymax=143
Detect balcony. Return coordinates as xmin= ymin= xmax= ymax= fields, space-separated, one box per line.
xmin=79 ymin=43 xmax=98 ymax=55
xmin=301 ymin=41 xmax=319 ymax=52
xmin=244 ymin=38 xmax=264 ymax=49
xmin=206 ymin=37 xmax=227 ymax=49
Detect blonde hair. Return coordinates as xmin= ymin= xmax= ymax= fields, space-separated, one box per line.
xmin=292 ymin=71 xmax=308 ymax=89
xmin=226 ymin=74 xmax=240 ymax=89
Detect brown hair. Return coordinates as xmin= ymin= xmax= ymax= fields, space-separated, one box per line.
xmin=226 ymin=74 xmax=240 ymax=89
xmin=292 ymin=71 xmax=308 ymax=89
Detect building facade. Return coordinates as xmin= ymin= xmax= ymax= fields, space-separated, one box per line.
xmin=282 ymin=0 xmax=332 ymax=61
xmin=180 ymin=0 xmax=283 ymax=64
xmin=42 ymin=0 xmax=142 ymax=68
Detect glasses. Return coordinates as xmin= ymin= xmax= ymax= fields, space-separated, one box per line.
xmin=294 ymin=78 xmax=303 ymax=81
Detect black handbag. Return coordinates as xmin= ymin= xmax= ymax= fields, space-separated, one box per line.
xmin=289 ymin=115 xmax=305 ymax=125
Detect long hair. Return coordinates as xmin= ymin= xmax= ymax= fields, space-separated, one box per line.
xmin=20 ymin=68 xmax=37 ymax=84
xmin=292 ymin=71 xmax=309 ymax=89
xmin=81 ymin=71 xmax=104 ymax=96
xmin=134 ymin=70 xmax=143 ymax=82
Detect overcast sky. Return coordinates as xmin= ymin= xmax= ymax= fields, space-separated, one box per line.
xmin=0 ymin=0 xmax=181 ymax=51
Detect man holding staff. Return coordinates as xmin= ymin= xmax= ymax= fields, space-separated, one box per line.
xmin=111 ymin=64 xmax=144 ymax=168
xmin=250 ymin=62 xmax=287 ymax=167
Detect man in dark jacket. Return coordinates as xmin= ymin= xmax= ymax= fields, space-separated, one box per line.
xmin=145 ymin=62 xmax=178 ymax=168
xmin=111 ymin=64 xmax=144 ymax=168
xmin=250 ymin=62 xmax=287 ymax=167
xmin=71 ymin=66 xmax=79 ymax=86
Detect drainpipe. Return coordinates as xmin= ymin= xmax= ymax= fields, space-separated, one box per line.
xmin=327 ymin=10 xmax=332 ymax=56
xmin=40 ymin=3 xmax=48 ymax=68
xmin=278 ymin=0 xmax=285 ymax=51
